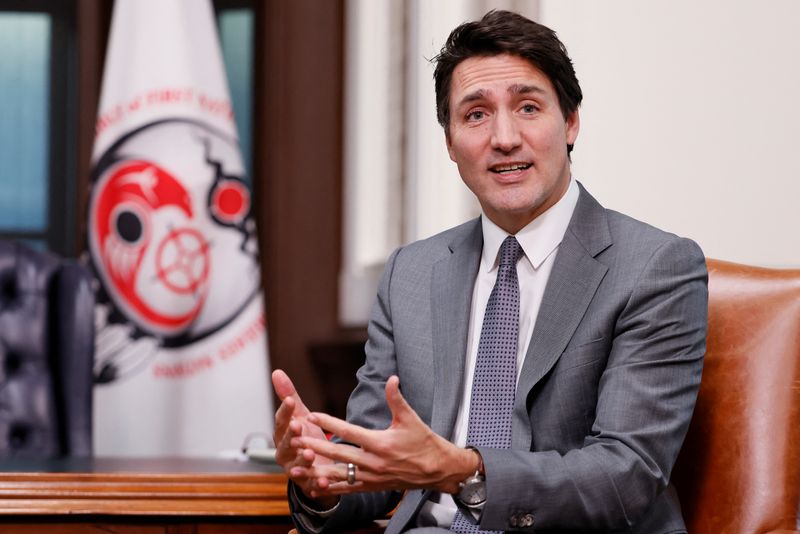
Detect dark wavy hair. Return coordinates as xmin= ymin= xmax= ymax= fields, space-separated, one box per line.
xmin=433 ymin=10 xmax=583 ymax=151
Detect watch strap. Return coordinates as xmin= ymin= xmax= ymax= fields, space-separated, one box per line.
xmin=465 ymin=445 xmax=484 ymax=475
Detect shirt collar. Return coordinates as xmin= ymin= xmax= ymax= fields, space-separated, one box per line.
xmin=480 ymin=177 xmax=580 ymax=272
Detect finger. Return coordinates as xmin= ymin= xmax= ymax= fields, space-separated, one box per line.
xmin=277 ymin=435 xmax=307 ymax=467
xmin=300 ymin=446 xmax=317 ymax=465
xmin=313 ymin=478 xmax=413 ymax=496
xmin=276 ymin=420 xmax=308 ymax=468
xmin=288 ymin=419 xmax=305 ymax=437
xmin=313 ymin=480 xmax=367 ymax=496
xmin=295 ymin=437 xmax=373 ymax=467
xmin=273 ymin=396 xmax=296 ymax=438
xmin=289 ymin=463 xmax=319 ymax=480
xmin=288 ymin=458 xmax=334 ymax=494
xmin=271 ymin=369 xmax=297 ymax=400
xmin=273 ymin=370 xmax=313 ymax=414
xmin=308 ymin=412 xmax=378 ymax=447
xmin=384 ymin=375 xmax=416 ymax=424
xmin=289 ymin=463 xmax=332 ymax=480
xmin=296 ymin=461 xmax=389 ymax=487
xmin=296 ymin=466 xmax=378 ymax=497
xmin=276 ymin=416 xmax=301 ymax=453
xmin=290 ymin=465 xmax=336 ymax=494
xmin=294 ymin=472 xmax=333 ymax=496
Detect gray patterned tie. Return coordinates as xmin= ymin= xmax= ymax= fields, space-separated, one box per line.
xmin=451 ymin=235 xmax=522 ymax=533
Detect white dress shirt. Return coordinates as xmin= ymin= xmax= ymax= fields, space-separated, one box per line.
xmin=417 ymin=177 xmax=580 ymax=527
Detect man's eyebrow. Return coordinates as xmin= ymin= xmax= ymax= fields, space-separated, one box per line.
xmin=457 ymin=84 xmax=546 ymax=107
xmin=509 ymin=83 xmax=546 ymax=95
xmin=457 ymin=89 xmax=487 ymax=107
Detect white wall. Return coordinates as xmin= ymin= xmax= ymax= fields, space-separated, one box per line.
xmin=539 ymin=0 xmax=800 ymax=267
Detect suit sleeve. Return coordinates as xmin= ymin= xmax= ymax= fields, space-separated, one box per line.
xmin=288 ymin=248 xmax=404 ymax=533
xmin=477 ymin=237 xmax=708 ymax=531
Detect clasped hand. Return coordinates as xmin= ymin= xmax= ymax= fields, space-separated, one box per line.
xmin=272 ymin=371 xmax=476 ymax=503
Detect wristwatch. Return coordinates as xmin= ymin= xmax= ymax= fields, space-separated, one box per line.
xmin=455 ymin=447 xmax=486 ymax=507
xmin=456 ymin=470 xmax=486 ymax=507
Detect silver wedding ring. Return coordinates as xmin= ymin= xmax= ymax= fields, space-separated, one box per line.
xmin=346 ymin=462 xmax=357 ymax=485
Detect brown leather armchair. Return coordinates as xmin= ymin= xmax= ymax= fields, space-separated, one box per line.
xmin=672 ymin=258 xmax=800 ymax=533
xmin=291 ymin=258 xmax=800 ymax=533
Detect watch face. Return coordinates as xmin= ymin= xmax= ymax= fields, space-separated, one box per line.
xmin=458 ymin=476 xmax=486 ymax=506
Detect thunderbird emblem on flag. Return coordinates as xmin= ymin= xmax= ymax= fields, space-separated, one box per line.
xmin=89 ymin=119 xmax=260 ymax=361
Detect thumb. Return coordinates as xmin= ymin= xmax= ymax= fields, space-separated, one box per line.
xmin=272 ymin=369 xmax=310 ymax=413
xmin=385 ymin=375 xmax=415 ymax=424
xmin=272 ymin=369 xmax=297 ymax=399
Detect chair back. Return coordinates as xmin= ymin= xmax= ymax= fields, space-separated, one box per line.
xmin=672 ymin=258 xmax=800 ymax=533
xmin=0 ymin=240 xmax=95 ymax=457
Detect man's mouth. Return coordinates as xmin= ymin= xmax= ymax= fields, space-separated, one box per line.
xmin=490 ymin=163 xmax=532 ymax=175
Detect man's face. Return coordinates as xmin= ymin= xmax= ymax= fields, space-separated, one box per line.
xmin=446 ymin=53 xmax=579 ymax=234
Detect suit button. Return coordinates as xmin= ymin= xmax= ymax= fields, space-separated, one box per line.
xmin=509 ymin=515 xmax=519 ymax=528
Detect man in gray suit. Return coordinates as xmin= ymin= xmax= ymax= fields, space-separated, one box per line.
xmin=273 ymin=10 xmax=707 ymax=533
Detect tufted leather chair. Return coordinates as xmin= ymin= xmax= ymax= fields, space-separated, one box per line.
xmin=672 ymin=258 xmax=800 ymax=533
xmin=0 ymin=240 xmax=94 ymax=457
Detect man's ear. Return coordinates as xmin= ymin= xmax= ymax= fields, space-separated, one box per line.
xmin=445 ymin=130 xmax=456 ymax=162
xmin=566 ymin=109 xmax=580 ymax=146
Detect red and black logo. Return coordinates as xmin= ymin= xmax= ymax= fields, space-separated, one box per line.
xmin=87 ymin=119 xmax=261 ymax=383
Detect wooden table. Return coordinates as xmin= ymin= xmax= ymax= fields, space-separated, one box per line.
xmin=0 ymin=457 xmax=292 ymax=533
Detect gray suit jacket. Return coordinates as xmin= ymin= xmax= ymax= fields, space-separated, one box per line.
xmin=294 ymin=184 xmax=707 ymax=533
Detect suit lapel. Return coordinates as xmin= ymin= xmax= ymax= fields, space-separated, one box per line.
xmin=512 ymin=185 xmax=612 ymax=449
xmin=430 ymin=219 xmax=482 ymax=439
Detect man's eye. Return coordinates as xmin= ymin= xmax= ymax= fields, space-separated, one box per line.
xmin=466 ymin=110 xmax=485 ymax=121
xmin=521 ymin=104 xmax=538 ymax=113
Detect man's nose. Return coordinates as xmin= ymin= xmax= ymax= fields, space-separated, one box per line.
xmin=491 ymin=111 xmax=522 ymax=152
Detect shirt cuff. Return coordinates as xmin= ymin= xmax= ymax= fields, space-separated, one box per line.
xmin=291 ymin=481 xmax=341 ymax=518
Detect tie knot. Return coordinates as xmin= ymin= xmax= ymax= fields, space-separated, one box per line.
xmin=499 ymin=236 xmax=522 ymax=269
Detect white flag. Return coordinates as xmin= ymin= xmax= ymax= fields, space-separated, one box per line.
xmin=86 ymin=0 xmax=273 ymax=456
